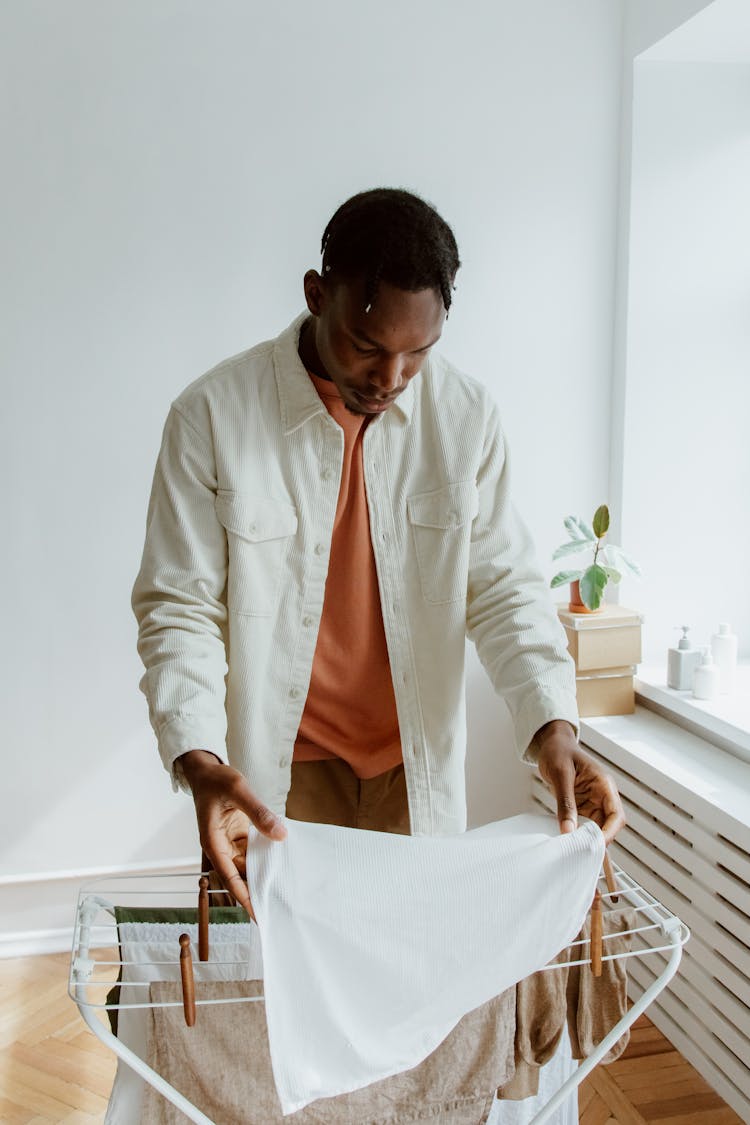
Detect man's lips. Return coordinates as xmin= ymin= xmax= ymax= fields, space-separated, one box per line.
xmin=353 ymin=391 xmax=397 ymax=411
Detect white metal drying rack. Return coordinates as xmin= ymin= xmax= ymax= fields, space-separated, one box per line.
xmin=69 ymin=858 xmax=689 ymax=1125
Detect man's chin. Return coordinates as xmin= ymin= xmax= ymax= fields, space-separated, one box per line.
xmin=343 ymin=401 xmax=370 ymax=417
xmin=345 ymin=393 xmax=394 ymax=416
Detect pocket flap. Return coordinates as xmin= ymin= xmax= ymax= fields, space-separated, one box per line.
xmin=215 ymin=492 xmax=298 ymax=542
xmin=406 ymin=481 xmax=479 ymax=530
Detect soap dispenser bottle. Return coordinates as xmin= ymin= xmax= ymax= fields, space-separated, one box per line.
xmin=667 ymin=626 xmax=701 ymax=690
xmin=711 ymin=623 xmax=738 ymax=694
xmin=693 ymin=647 xmax=720 ymax=700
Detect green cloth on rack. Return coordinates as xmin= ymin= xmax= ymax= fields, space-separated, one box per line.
xmin=106 ymin=903 xmax=248 ymax=1034
xmin=114 ymin=905 xmax=247 ymax=925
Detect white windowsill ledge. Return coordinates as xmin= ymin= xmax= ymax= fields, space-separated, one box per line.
xmin=634 ymin=661 xmax=750 ymax=767
xmin=579 ymin=706 xmax=750 ymax=832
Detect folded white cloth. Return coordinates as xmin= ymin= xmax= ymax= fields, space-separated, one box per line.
xmin=246 ymin=812 xmax=604 ymax=1115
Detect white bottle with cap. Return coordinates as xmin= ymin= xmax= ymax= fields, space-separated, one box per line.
xmin=667 ymin=625 xmax=702 ymax=690
xmin=693 ymin=647 xmax=720 ymax=700
xmin=711 ymin=623 xmax=738 ymax=695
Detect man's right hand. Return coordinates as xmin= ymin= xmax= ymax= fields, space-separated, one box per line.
xmin=178 ymin=750 xmax=287 ymax=919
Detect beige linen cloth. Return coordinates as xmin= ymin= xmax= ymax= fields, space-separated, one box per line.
xmin=498 ymin=905 xmax=636 ymax=1100
xmin=142 ymin=980 xmax=515 ymax=1124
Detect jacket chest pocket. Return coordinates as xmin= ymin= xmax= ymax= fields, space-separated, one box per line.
xmin=407 ymin=482 xmax=479 ymax=605
xmin=215 ymin=492 xmax=298 ymax=616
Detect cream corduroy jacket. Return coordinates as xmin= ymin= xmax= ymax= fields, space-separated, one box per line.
xmin=131 ymin=313 xmax=579 ymax=835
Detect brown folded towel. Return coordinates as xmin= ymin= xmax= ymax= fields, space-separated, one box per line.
xmin=141 ymin=979 xmax=515 ymax=1124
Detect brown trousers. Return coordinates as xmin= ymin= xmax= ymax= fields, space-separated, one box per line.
xmin=201 ymin=759 xmax=411 ymax=888
xmin=285 ymin=758 xmax=412 ymax=834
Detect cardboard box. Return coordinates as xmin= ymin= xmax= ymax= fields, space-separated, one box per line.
xmin=557 ymin=604 xmax=643 ymax=673
xmin=575 ymin=666 xmax=635 ymax=717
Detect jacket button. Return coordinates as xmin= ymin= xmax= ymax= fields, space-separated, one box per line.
xmin=302 ymin=615 xmax=313 ymax=627
xmin=289 ymin=687 xmax=301 ymax=699
xmin=279 ymin=756 xmax=290 ymax=769
xmin=314 ymin=543 xmax=325 ymax=555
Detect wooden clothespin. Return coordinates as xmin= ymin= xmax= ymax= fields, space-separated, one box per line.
xmin=179 ymin=933 xmax=196 ymax=1026
xmin=198 ymin=875 xmax=210 ymax=962
xmin=603 ymin=851 xmax=619 ymax=903
xmin=590 ymin=889 xmax=603 ymax=977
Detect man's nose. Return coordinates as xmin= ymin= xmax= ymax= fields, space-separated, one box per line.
xmin=370 ymin=355 xmax=406 ymax=394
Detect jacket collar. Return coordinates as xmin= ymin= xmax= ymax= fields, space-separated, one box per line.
xmin=273 ymin=312 xmax=415 ymax=434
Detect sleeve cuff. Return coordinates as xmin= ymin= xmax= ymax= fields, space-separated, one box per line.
xmin=514 ymin=691 xmax=580 ymax=766
xmin=156 ymin=714 xmax=228 ymax=793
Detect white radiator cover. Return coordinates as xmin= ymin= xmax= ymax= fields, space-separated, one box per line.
xmin=530 ymin=709 xmax=750 ymax=1122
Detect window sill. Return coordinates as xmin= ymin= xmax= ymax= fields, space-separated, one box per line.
xmin=634 ymin=661 xmax=750 ymax=767
xmin=579 ymin=704 xmax=750 ymax=829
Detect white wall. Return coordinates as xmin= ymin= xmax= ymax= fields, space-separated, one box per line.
xmin=623 ymin=59 xmax=750 ymax=662
xmin=608 ymin=0 xmax=715 ymax=553
xmin=610 ymin=0 xmax=750 ymax=664
xmin=1 ymin=0 xmax=625 ymax=945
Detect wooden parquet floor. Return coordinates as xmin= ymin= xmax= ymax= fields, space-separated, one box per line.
xmin=0 ymin=950 xmax=745 ymax=1123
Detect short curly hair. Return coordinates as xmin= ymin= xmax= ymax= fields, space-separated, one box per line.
xmin=320 ymin=187 xmax=461 ymax=313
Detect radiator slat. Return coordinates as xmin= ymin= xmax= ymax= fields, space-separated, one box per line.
xmin=585 ymin=753 xmax=750 ymax=885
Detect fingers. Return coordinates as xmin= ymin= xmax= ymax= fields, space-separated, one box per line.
xmin=575 ymin=769 xmax=626 ymax=845
xmin=217 ymin=769 xmax=288 ymax=842
xmin=209 ymin=841 xmax=255 ymax=919
xmin=537 ymin=741 xmax=627 ymax=842
xmin=189 ymin=767 xmax=287 ymax=918
xmin=556 ymin=793 xmax=578 ymax=835
xmin=249 ymin=800 xmax=287 ymax=842
xmin=597 ymin=778 xmax=627 ymax=845
xmin=546 ymin=770 xmax=578 ymax=835
xmin=539 ymin=753 xmax=578 ymax=835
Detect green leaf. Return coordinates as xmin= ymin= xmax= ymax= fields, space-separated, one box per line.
xmin=601 ymin=566 xmax=622 ymax=584
xmin=606 ymin=544 xmax=642 ymax=577
xmin=579 ymin=564 xmax=608 ymax=610
xmin=551 ymin=569 xmax=584 ymax=588
xmin=564 ymin=516 xmax=595 ymax=541
xmin=552 ymin=539 xmax=592 ymax=560
xmin=592 ymin=505 xmax=610 ymax=539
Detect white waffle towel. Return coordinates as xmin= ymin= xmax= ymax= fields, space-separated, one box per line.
xmin=246 ymin=812 xmax=604 ymax=1115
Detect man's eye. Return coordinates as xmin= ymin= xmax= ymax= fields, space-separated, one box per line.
xmin=353 ymin=343 xmax=378 ymax=356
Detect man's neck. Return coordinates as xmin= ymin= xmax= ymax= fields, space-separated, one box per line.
xmin=298 ymin=317 xmax=332 ymax=382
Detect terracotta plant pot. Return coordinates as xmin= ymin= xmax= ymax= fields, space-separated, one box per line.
xmin=568 ymin=579 xmax=604 ymax=615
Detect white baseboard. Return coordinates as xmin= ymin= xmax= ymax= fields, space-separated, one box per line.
xmin=0 ymin=925 xmax=112 ymax=960
xmin=0 ymin=857 xmax=199 ymax=960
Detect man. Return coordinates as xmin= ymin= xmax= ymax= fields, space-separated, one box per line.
xmin=132 ymin=188 xmax=624 ymax=917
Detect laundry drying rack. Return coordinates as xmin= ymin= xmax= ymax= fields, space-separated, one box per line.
xmin=69 ymin=856 xmax=689 ymax=1125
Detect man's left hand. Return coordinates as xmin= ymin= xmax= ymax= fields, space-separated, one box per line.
xmin=531 ymin=720 xmax=626 ymax=845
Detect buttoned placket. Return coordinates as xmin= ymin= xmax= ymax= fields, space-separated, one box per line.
xmin=362 ymin=415 xmax=434 ymax=836
xmin=276 ymin=413 xmax=344 ymax=796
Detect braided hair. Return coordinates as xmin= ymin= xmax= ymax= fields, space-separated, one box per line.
xmin=320 ymin=188 xmax=460 ymax=313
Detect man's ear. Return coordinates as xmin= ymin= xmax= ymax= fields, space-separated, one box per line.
xmin=303 ymin=269 xmax=327 ymax=317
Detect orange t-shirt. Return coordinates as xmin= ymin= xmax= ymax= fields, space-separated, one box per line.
xmin=293 ymin=371 xmax=403 ymax=779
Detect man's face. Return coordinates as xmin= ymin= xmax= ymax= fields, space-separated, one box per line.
xmin=302 ymin=273 xmax=446 ymax=416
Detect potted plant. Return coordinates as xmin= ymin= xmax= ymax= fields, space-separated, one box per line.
xmin=551 ymin=504 xmax=641 ymax=613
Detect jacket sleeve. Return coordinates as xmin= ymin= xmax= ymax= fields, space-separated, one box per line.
xmin=465 ymin=400 xmax=579 ymax=764
xmin=131 ymin=403 xmax=229 ymax=791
